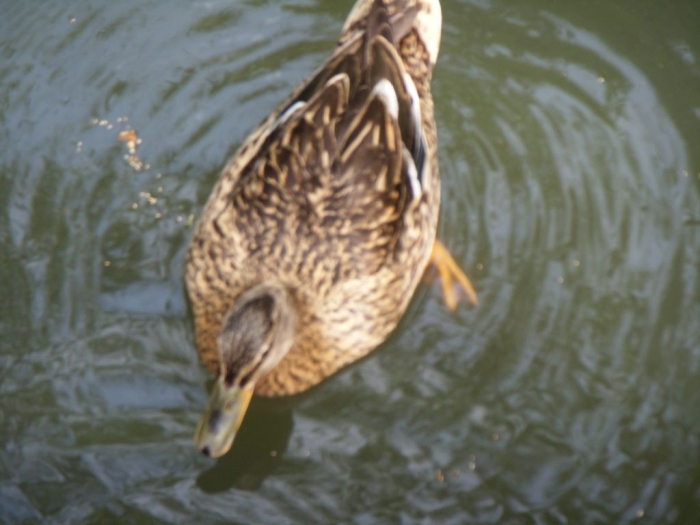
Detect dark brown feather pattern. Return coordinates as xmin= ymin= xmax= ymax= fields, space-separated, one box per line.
xmin=186 ymin=0 xmax=442 ymax=396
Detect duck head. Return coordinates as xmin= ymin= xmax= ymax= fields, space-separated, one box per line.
xmin=194 ymin=282 xmax=297 ymax=458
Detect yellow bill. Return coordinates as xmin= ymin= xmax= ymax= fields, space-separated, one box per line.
xmin=194 ymin=381 xmax=253 ymax=458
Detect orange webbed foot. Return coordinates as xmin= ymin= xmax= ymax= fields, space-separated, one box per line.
xmin=428 ymin=240 xmax=478 ymax=311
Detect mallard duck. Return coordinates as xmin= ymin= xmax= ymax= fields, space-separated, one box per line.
xmin=186 ymin=0 xmax=477 ymax=458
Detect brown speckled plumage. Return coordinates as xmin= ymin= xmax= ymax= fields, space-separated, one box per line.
xmin=186 ymin=0 xmax=443 ymax=397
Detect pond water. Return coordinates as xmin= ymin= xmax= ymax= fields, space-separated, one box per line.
xmin=1 ymin=0 xmax=699 ymax=523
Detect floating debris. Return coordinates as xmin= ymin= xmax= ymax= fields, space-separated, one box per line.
xmin=139 ymin=191 xmax=158 ymax=205
xmin=125 ymin=154 xmax=143 ymax=171
xmin=118 ymin=129 xmax=142 ymax=155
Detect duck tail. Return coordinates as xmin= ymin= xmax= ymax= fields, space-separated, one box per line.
xmin=341 ymin=0 xmax=442 ymax=67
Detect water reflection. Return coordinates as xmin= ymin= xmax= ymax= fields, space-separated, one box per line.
xmin=0 ymin=0 xmax=699 ymax=523
xmin=433 ymin=4 xmax=699 ymax=522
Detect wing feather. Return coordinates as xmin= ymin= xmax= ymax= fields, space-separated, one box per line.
xmin=222 ymin=0 xmax=425 ymax=244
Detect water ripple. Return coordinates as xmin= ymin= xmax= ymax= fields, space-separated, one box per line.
xmin=0 ymin=0 xmax=699 ymax=523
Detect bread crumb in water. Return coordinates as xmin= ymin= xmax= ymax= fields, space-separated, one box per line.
xmin=118 ymin=129 xmax=142 ymax=155
xmin=139 ymin=191 xmax=157 ymax=205
xmin=119 ymin=129 xmax=137 ymax=142
xmin=126 ymin=155 xmax=143 ymax=171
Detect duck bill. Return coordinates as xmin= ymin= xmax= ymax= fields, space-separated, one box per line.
xmin=194 ymin=380 xmax=253 ymax=458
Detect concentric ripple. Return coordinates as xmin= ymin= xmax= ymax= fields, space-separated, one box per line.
xmin=0 ymin=0 xmax=698 ymax=523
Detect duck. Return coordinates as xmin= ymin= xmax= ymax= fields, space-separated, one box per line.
xmin=185 ymin=0 xmax=477 ymax=458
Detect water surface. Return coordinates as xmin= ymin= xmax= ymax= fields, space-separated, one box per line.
xmin=1 ymin=0 xmax=699 ymax=523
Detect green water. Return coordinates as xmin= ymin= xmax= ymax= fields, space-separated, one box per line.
xmin=1 ymin=0 xmax=699 ymax=523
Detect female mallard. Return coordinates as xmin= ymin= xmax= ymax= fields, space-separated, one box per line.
xmin=186 ymin=0 xmax=477 ymax=458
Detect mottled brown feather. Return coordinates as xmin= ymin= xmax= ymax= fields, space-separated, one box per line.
xmin=186 ymin=0 xmax=442 ymax=396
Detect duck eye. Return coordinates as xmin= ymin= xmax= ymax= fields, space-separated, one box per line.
xmin=238 ymin=373 xmax=252 ymax=389
xmin=224 ymin=366 xmax=238 ymax=387
xmin=238 ymin=361 xmax=261 ymax=389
